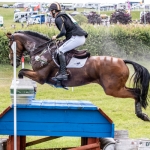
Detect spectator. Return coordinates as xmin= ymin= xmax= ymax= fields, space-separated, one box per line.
xmin=22 ymin=23 xmax=24 ymax=28
xmin=21 ymin=20 xmax=24 ymax=28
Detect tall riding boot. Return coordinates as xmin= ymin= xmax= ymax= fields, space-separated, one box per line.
xmin=56 ymin=52 xmax=68 ymax=80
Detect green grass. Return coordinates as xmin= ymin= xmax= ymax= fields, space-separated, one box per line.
xmin=0 ymin=7 xmax=25 ymax=27
xmin=0 ymin=62 xmax=150 ymax=149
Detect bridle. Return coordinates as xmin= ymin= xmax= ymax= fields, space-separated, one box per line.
xmin=9 ymin=33 xmax=53 ymax=60
xmin=9 ymin=33 xmax=61 ymax=67
xmin=9 ymin=34 xmax=22 ymax=63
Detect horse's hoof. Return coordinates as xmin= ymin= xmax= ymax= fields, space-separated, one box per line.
xmin=136 ymin=113 xmax=150 ymax=121
xmin=143 ymin=114 xmax=150 ymax=121
xmin=18 ymin=76 xmax=23 ymax=79
xmin=18 ymin=74 xmax=23 ymax=79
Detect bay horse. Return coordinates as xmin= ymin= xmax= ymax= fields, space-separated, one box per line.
xmin=6 ymin=31 xmax=150 ymax=121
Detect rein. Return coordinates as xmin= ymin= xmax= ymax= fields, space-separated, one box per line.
xmin=32 ymin=40 xmax=53 ymax=55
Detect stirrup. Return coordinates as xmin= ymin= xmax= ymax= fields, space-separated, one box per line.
xmin=56 ymin=74 xmax=68 ymax=80
xmin=52 ymin=74 xmax=68 ymax=81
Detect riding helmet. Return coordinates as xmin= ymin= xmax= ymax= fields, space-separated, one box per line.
xmin=49 ymin=2 xmax=61 ymax=11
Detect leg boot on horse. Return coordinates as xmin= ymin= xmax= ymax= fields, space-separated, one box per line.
xmin=54 ymin=52 xmax=68 ymax=81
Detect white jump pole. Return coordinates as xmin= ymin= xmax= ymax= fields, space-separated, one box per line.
xmin=12 ymin=41 xmax=17 ymax=150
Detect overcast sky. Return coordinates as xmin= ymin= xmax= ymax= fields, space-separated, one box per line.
xmin=0 ymin=0 xmax=149 ymax=4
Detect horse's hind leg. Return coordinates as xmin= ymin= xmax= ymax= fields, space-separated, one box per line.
xmin=134 ymin=100 xmax=150 ymax=121
xmin=104 ymin=86 xmax=150 ymax=121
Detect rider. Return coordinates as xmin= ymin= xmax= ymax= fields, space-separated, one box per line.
xmin=49 ymin=2 xmax=88 ymax=81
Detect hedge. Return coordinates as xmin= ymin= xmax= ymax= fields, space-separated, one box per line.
xmin=0 ymin=24 xmax=150 ymax=64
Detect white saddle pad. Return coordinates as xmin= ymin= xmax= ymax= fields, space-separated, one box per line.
xmin=66 ymin=57 xmax=88 ymax=68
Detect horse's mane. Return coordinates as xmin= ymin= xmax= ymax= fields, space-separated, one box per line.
xmin=15 ymin=30 xmax=51 ymax=41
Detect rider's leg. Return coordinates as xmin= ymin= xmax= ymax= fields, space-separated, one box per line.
xmin=55 ymin=51 xmax=68 ymax=80
xmin=58 ymin=36 xmax=86 ymax=53
xmin=55 ymin=36 xmax=86 ymax=80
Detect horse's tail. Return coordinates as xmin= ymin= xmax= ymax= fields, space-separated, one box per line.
xmin=124 ymin=60 xmax=150 ymax=109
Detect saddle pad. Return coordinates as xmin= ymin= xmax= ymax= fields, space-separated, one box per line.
xmin=66 ymin=57 xmax=88 ymax=68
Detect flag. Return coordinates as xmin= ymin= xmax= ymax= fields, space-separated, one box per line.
xmin=127 ymin=0 xmax=131 ymax=10
xmin=34 ymin=4 xmax=40 ymax=11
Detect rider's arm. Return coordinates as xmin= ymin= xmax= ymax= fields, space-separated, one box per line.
xmin=55 ymin=17 xmax=66 ymax=39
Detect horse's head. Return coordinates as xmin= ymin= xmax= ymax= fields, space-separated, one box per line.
xmin=6 ymin=32 xmax=25 ymax=67
xmin=6 ymin=31 xmax=52 ymax=68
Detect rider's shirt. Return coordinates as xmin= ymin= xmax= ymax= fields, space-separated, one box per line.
xmin=55 ymin=12 xmax=88 ymax=41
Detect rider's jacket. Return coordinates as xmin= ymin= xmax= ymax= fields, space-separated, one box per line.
xmin=55 ymin=12 xmax=88 ymax=41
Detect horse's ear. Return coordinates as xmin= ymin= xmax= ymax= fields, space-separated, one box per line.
xmin=6 ymin=32 xmax=12 ymax=39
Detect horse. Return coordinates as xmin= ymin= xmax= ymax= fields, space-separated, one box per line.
xmin=6 ymin=31 xmax=150 ymax=122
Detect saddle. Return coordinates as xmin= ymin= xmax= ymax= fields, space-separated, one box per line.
xmin=51 ymin=41 xmax=90 ymax=65
xmin=65 ymin=49 xmax=90 ymax=65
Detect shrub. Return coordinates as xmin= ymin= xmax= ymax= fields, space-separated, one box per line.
xmin=0 ymin=30 xmax=9 ymax=64
xmin=1 ymin=24 xmax=150 ymax=64
xmin=73 ymin=14 xmax=88 ymax=25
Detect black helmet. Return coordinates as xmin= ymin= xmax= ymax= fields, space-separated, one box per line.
xmin=49 ymin=2 xmax=61 ymax=11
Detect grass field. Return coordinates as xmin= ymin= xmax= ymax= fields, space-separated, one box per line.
xmin=0 ymin=3 xmax=150 ymax=149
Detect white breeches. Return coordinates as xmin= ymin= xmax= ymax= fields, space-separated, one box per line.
xmin=58 ymin=36 xmax=86 ymax=53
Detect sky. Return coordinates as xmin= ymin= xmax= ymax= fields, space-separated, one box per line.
xmin=0 ymin=0 xmax=150 ymax=4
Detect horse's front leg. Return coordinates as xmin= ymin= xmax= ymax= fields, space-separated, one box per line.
xmin=18 ymin=69 xmax=46 ymax=84
xmin=135 ymin=102 xmax=150 ymax=121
